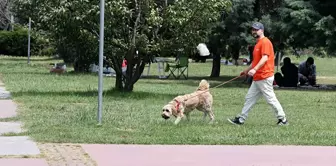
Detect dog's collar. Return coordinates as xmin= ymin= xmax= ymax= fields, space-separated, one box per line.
xmin=174 ymin=99 xmax=181 ymax=113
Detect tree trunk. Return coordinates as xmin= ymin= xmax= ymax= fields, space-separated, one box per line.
xmin=254 ymin=0 xmax=261 ymax=19
xmin=114 ymin=65 xmax=145 ymax=92
xmin=210 ymin=53 xmax=221 ymax=77
xmin=230 ymin=45 xmax=240 ymax=66
xmin=115 ymin=73 xmax=124 ymax=91
xmin=113 ymin=54 xmax=146 ymax=92
xmin=125 ymin=82 xmax=134 ymax=92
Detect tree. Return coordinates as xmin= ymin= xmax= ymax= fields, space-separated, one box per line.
xmin=12 ymin=0 xmax=231 ymax=92
xmin=0 ymin=0 xmax=11 ymax=30
xmin=103 ymin=0 xmax=231 ymax=91
xmin=314 ymin=0 xmax=336 ymax=55
xmin=209 ymin=0 xmax=254 ymax=77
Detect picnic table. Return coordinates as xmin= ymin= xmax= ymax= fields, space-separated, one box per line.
xmin=142 ymin=57 xmax=175 ymax=79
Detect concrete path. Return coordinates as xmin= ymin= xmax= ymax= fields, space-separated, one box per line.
xmin=82 ymin=144 xmax=336 ymax=166
xmin=0 ymin=159 xmax=48 ymax=166
xmin=0 ymin=136 xmax=41 ymax=156
xmin=0 ymin=100 xmax=17 ymax=118
xmin=0 ymin=87 xmax=11 ymax=99
xmin=0 ymin=80 xmax=47 ymax=165
xmin=0 ymin=122 xmax=22 ymax=135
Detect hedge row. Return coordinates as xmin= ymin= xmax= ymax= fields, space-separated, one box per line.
xmin=0 ymin=28 xmax=55 ymax=57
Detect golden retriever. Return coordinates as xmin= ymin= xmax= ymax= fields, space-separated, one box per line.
xmin=161 ymin=79 xmax=214 ymax=124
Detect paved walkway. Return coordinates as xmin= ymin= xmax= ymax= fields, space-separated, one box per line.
xmin=0 ymin=100 xmax=17 ymax=118
xmin=82 ymin=144 xmax=336 ymax=166
xmin=0 ymin=159 xmax=48 ymax=166
xmin=0 ymin=80 xmax=48 ymax=165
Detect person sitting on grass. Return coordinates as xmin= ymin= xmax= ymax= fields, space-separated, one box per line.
xmin=298 ymin=57 xmax=316 ymax=86
xmin=274 ymin=57 xmax=299 ymax=87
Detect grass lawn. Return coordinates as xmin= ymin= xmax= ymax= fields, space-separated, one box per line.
xmin=0 ymin=55 xmax=335 ymax=145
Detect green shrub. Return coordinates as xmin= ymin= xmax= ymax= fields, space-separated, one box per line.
xmin=0 ymin=27 xmax=56 ymax=57
xmin=31 ymin=32 xmax=56 ymax=56
xmin=0 ymin=29 xmax=29 ymax=56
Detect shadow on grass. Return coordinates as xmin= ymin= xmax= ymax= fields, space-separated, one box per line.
xmin=0 ymin=70 xmax=98 ymax=76
xmin=10 ymin=89 xmax=177 ymax=100
xmin=1 ymin=71 xmax=56 ymax=75
xmin=141 ymin=75 xmax=241 ymax=81
xmin=140 ymin=75 xmax=249 ymax=89
xmin=0 ymin=57 xmax=59 ymax=62
xmin=141 ymin=75 xmax=336 ymax=92
xmin=274 ymin=86 xmax=336 ymax=92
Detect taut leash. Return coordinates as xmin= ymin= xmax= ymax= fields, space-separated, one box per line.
xmin=182 ymin=75 xmax=245 ymax=101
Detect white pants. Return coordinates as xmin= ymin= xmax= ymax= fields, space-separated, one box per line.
xmin=238 ymin=76 xmax=286 ymax=121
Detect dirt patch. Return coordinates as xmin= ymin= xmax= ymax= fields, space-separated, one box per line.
xmin=38 ymin=143 xmax=97 ymax=166
xmin=0 ymin=154 xmax=41 ymax=158
xmin=317 ymin=76 xmax=336 ymax=80
xmin=275 ymin=84 xmax=336 ymax=91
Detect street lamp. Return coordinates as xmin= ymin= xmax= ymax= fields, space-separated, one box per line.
xmin=28 ymin=17 xmax=31 ymax=64
xmin=97 ymin=0 xmax=105 ymax=125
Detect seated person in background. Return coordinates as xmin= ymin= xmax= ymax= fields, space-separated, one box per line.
xmin=274 ymin=57 xmax=298 ymax=87
xmin=281 ymin=57 xmax=299 ymax=87
xmin=298 ymin=57 xmax=316 ymax=86
xmin=196 ymin=43 xmax=210 ymax=63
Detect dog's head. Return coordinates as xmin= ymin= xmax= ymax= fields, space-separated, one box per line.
xmin=197 ymin=79 xmax=210 ymax=91
xmin=161 ymin=104 xmax=173 ymax=120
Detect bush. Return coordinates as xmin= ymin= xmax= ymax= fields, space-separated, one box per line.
xmin=0 ymin=29 xmax=29 ymax=56
xmin=0 ymin=27 xmax=56 ymax=57
xmin=55 ymin=31 xmax=98 ymax=72
xmin=31 ymin=31 xmax=56 ymax=57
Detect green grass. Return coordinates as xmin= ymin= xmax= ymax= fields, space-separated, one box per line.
xmin=0 ymin=55 xmax=336 ymax=145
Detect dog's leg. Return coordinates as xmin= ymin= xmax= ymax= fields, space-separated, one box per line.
xmin=185 ymin=112 xmax=190 ymax=121
xmin=174 ymin=108 xmax=184 ymax=125
xmin=208 ymin=108 xmax=215 ymax=124
xmin=203 ymin=112 xmax=208 ymax=121
xmin=208 ymin=111 xmax=215 ymax=124
xmin=174 ymin=116 xmax=182 ymax=125
xmin=196 ymin=106 xmax=207 ymax=121
xmin=205 ymin=104 xmax=214 ymax=124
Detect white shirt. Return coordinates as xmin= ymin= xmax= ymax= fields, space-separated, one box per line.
xmin=196 ymin=43 xmax=210 ymax=56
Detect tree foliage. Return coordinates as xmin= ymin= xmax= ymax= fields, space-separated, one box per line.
xmin=9 ymin=0 xmax=336 ymax=91
xmin=12 ymin=0 xmax=231 ymax=91
xmin=0 ymin=0 xmax=11 ymax=30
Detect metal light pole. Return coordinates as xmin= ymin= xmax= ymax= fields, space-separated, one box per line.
xmin=11 ymin=15 xmax=14 ymax=31
xmin=97 ymin=0 xmax=105 ymax=125
xmin=28 ymin=17 xmax=31 ymax=64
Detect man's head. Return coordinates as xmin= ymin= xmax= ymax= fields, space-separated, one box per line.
xmin=306 ymin=57 xmax=314 ymax=67
xmin=251 ymin=22 xmax=264 ymax=39
xmin=283 ymin=57 xmax=291 ymax=65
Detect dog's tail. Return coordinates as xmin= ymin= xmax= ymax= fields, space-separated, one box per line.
xmin=198 ymin=79 xmax=210 ymax=91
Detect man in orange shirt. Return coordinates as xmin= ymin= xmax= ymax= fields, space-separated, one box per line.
xmin=228 ymin=22 xmax=288 ymax=125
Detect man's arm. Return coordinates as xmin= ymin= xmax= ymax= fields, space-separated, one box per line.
xmin=298 ymin=62 xmax=304 ymax=74
xmin=252 ymin=55 xmax=268 ymax=71
xmin=281 ymin=66 xmax=285 ymax=75
xmin=252 ymin=40 xmax=272 ymax=71
xmin=242 ymin=64 xmax=253 ymax=74
xmin=311 ymin=65 xmax=316 ymax=77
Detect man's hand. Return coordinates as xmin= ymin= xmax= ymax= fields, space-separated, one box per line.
xmin=241 ymin=65 xmax=253 ymax=76
xmin=248 ymin=68 xmax=257 ymax=76
xmin=240 ymin=68 xmax=250 ymax=76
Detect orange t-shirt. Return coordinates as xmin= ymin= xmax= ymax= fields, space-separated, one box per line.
xmin=251 ymin=37 xmax=275 ymax=81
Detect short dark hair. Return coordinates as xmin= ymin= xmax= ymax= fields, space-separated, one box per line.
xmin=283 ymin=57 xmax=291 ymax=64
xmin=307 ymin=57 xmax=314 ymax=64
